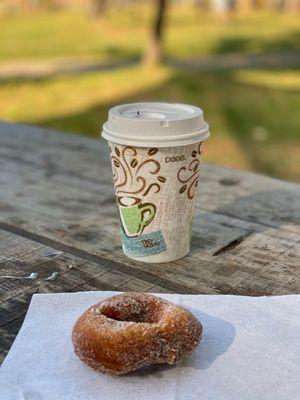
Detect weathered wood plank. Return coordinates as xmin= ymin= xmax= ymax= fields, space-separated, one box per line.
xmin=1 ymin=122 xmax=300 ymax=298
xmin=1 ymin=121 xmax=300 ymax=233
xmin=1 ymin=226 xmax=296 ymax=349
xmin=0 ymin=229 xmax=173 ymax=361
xmin=0 ymin=229 xmax=171 ymax=304
xmin=1 ymin=157 xmax=299 ymax=262
xmin=1 ymin=212 xmax=299 ymax=298
xmin=0 ymin=316 xmax=24 ymax=363
xmin=1 ymin=121 xmax=300 ymax=362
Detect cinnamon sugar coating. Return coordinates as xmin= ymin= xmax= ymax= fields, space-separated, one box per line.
xmin=72 ymin=293 xmax=202 ymax=375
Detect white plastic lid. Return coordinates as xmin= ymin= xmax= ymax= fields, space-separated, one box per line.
xmin=102 ymin=102 xmax=210 ymax=147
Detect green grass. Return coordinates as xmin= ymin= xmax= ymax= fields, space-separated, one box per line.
xmin=0 ymin=11 xmax=144 ymax=61
xmin=0 ymin=9 xmax=299 ymax=60
xmin=1 ymin=65 xmax=299 ymax=181
xmin=0 ymin=8 xmax=300 ymax=181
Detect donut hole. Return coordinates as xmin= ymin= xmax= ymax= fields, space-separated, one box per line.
xmin=101 ymin=303 xmax=162 ymax=324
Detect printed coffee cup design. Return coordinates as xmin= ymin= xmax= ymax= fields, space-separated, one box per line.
xmin=118 ymin=196 xmax=156 ymax=237
xmin=102 ymin=102 xmax=210 ymax=262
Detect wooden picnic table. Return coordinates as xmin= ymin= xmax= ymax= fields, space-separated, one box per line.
xmin=0 ymin=121 xmax=299 ymax=362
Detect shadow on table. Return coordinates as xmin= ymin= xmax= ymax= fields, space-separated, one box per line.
xmin=123 ymin=309 xmax=235 ymax=378
xmin=181 ymin=308 xmax=236 ymax=371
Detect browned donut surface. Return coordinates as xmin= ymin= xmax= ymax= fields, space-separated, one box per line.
xmin=72 ymin=292 xmax=202 ymax=375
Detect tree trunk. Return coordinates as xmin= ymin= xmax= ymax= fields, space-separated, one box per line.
xmin=21 ymin=0 xmax=40 ymax=12
xmin=143 ymin=0 xmax=167 ymax=65
xmin=90 ymin=0 xmax=108 ymax=17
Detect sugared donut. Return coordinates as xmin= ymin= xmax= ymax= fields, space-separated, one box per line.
xmin=72 ymin=292 xmax=202 ymax=375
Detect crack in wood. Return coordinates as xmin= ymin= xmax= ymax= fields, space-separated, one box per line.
xmin=219 ymin=177 xmax=240 ymax=186
xmin=0 ymin=313 xmax=26 ymax=330
xmin=213 ymin=232 xmax=253 ymax=256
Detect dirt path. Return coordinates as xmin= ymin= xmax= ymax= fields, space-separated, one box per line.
xmin=0 ymin=57 xmax=136 ymax=80
xmin=0 ymin=52 xmax=299 ymax=80
xmin=170 ymin=51 xmax=300 ymax=70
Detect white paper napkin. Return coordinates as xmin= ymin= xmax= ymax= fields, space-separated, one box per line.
xmin=0 ymin=292 xmax=299 ymax=400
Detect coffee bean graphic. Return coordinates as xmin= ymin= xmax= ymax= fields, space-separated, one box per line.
xmin=157 ymin=176 xmax=166 ymax=183
xmin=148 ymin=148 xmax=158 ymax=156
xmin=131 ymin=159 xmax=138 ymax=168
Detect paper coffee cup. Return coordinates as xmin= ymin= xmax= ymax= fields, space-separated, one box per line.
xmin=102 ymin=102 xmax=210 ymax=263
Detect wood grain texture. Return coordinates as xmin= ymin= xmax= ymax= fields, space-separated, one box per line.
xmin=0 ymin=121 xmax=300 ymax=361
xmin=0 ymin=229 xmax=170 ymax=362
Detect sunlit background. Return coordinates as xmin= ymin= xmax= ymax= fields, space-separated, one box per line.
xmin=1 ymin=0 xmax=299 ymax=181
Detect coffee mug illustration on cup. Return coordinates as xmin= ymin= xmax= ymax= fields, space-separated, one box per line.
xmin=117 ymin=196 xmax=156 ymax=237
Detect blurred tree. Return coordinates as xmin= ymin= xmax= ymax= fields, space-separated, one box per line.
xmin=144 ymin=0 xmax=168 ymax=65
xmin=90 ymin=0 xmax=107 ymax=16
xmin=284 ymin=0 xmax=300 ymax=12
xmin=195 ymin=0 xmax=210 ymax=9
xmin=21 ymin=0 xmax=40 ymax=12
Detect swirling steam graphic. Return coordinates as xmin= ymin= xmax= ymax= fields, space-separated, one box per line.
xmin=177 ymin=143 xmax=202 ymax=199
xmin=110 ymin=146 xmax=166 ymax=197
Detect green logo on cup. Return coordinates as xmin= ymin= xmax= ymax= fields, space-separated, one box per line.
xmin=118 ymin=196 xmax=156 ymax=237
